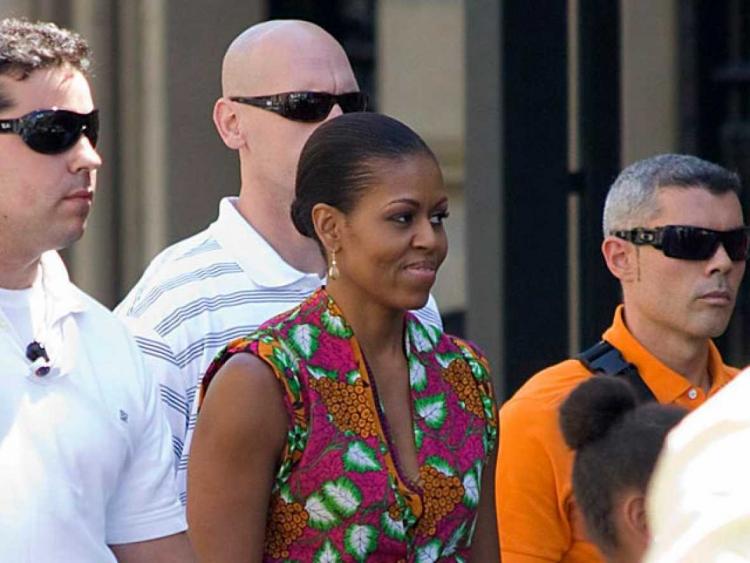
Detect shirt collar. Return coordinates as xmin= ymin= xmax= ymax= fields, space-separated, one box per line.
xmin=602 ymin=304 xmax=731 ymax=403
xmin=39 ymin=251 xmax=86 ymax=324
xmin=209 ymin=197 xmax=323 ymax=289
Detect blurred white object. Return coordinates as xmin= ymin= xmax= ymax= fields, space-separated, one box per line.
xmin=645 ymin=368 xmax=750 ymax=562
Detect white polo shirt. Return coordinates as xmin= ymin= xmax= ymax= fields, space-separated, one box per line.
xmin=645 ymin=368 xmax=750 ymax=562
xmin=0 ymin=252 xmax=185 ymax=563
xmin=116 ymin=197 xmax=443 ymax=504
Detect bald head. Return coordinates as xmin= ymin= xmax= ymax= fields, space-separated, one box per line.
xmin=221 ymin=20 xmax=356 ymax=97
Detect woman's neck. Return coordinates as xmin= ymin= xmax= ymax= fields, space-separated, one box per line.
xmin=325 ymin=282 xmax=405 ymax=361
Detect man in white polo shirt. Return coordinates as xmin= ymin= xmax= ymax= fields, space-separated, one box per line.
xmin=0 ymin=18 xmax=193 ymax=562
xmin=116 ymin=19 xmax=442 ymax=505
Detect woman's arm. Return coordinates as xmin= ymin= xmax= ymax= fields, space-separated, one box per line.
xmin=470 ymin=440 xmax=501 ymax=562
xmin=187 ymin=353 xmax=288 ymax=562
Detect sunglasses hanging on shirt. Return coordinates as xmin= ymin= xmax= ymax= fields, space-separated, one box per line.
xmin=0 ymin=108 xmax=99 ymax=155
xmin=611 ymin=225 xmax=750 ymax=262
xmin=229 ymin=91 xmax=369 ymax=122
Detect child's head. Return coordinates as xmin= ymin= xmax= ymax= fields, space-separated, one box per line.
xmin=559 ymin=376 xmax=686 ymax=562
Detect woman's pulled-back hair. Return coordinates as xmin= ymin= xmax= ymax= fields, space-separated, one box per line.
xmin=291 ymin=112 xmax=436 ymax=249
xmin=559 ymin=376 xmax=686 ymax=557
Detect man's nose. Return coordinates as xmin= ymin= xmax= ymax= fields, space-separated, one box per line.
xmin=706 ymin=242 xmax=734 ymax=275
xmin=325 ymin=103 xmax=344 ymax=122
xmin=68 ymin=134 xmax=102 ymax=173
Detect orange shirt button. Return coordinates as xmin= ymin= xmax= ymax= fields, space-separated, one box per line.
xmin=687 ymin=388 xmax=698 ymax=400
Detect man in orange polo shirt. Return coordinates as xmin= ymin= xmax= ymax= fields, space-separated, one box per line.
xmin=496 ymin=153 xmax=747 ymax=562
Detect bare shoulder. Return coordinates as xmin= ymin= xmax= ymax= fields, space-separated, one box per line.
xmin=204 ymin=352 xmax=285 ymax=405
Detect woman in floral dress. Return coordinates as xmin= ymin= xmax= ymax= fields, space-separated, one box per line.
xmin=188 ymin=112 xmax=499 ymax=562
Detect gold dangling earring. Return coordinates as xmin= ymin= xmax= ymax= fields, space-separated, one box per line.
xmin=328 ymin=249 xmax=339 ymax=280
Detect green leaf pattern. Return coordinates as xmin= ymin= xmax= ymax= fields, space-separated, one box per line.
xmin=415 ymin=393 xmax=447 ymax=429
xmin=415 ymin=539 xmax=442 ymax=563
xmin=322 ymin=309 xmax=353 ymax=338
xmin=381 ymin=511 xmax=407 ymax=541
xmin=435 ymin=351 xmax=461 ymax=368
xmin=307 ymin=364 xmax=338 ymax=380
xmin=289 ymin=324 xmax=320 ymax=359
xmin=343 ymin=441 xmax=382 ymax=473
xmin=442 ymin=521 xmax=467 ymax=556
xmin=346 ymin=369 xmax=361 ymax=384
xmin=322 ymin=477 xmax=362 ymax=518
xmin=426 ymin=455 xmax=456 ymax=476
xmin=413 ymin=426 xmax=424 ymax=450
xmin=408 ymin=321 xmax=434 ymax=353
xmin=305 ymin=492 xmax=339 ymax=531
xmin=462 ymin=468 xmax=480 ymax=508
xmin=409 ymin=355 xmax=428 ymax=391
xmin=313 ymin=539 xmax=343 ymax=563
xmin=344 ymin=524 xmax=378 ymax=562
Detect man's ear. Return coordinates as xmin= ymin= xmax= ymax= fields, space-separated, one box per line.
xmin=602 ymin=236 xmax=638 ymax=283
xmin=311 ymin=203 xmax=343 ymax=254
xmin=213 ymin=98 xmax=245 ymax=150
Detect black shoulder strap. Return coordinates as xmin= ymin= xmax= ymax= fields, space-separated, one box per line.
xmin=577 ymin=340 xmax=656 ymax=403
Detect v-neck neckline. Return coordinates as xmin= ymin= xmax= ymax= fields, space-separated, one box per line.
xmin=329 ymin=291 xmax=424 ymax=498
xmin=359 ymin=345 xmax=422 ymax=493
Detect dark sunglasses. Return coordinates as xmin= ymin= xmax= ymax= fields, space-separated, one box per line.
xmin=611 ymin=225 xmax=750 ymax=261
xmin=229 ymin=91 xmax=368 ymax=122
xmin=0 ymin=108 xmax=99 ymax=155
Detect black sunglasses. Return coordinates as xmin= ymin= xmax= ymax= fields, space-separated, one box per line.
xmin=0 ymin=108 xmax=99 ymax=155
xmin=611 ymin=225 xmax=750 ymax=261
xmin=229 ymin=91 xmax=368 ymax=122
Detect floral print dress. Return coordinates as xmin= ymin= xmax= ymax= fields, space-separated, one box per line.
xmin=200 ymin=288 xmax=497 ymax=562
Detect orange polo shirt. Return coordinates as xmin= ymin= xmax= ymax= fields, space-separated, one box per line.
xmin=496 ymin=305 xmax=738 ymax=563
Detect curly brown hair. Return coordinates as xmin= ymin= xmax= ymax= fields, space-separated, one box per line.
xmin=0 ymin=18 xmax=91 ymax=110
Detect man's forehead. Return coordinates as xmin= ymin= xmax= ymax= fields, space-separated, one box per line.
xmin=648 ymin=186 xmax=743 ymax=225
xmin=253 ymin=51 xmax=351 ymax=90
xmin=0 ymin=67 xmax=93 ymax=115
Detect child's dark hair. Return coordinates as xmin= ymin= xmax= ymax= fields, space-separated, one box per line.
xmin=291 ymin=112 xmax=436 ymax=251
xmin=559 ymin=376 xmax=686 ymax=556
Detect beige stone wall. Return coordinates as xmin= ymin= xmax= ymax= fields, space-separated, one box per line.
xmin=377 ymin=0 xmax=466 ymax=314
xmin=1 ymin=0 xmax=681 ymax=318
xmin=621 ymin=0 xmax=678 ymax=164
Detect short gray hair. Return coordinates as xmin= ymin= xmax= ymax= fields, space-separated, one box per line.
xmin=602 ymin=153 xmax=741 ymax=236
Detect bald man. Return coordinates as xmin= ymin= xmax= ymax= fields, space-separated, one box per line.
xmin=116 ymin=20 xmax=443 ymax=506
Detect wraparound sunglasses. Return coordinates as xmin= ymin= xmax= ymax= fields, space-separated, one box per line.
xmin=0 ymin=108 xmax=99 ymax=155
xmin=611 ymin=225 xmax=750 ymax=261
xmin=229 ymin=91 xmax=368 ymax=122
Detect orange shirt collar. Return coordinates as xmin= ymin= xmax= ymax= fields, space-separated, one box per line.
xmin=601 ymin=305 xmax=733 ymax=404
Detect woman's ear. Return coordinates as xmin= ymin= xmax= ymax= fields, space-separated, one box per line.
xmin=213 ymin=98 xmax=246 ymax=150
xmin=602 ymin=236 xmax=638 ymax=283
xmin=311 ymin=203 xmax=343 ymax=254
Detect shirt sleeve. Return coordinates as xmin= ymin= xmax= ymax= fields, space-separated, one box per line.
xmin=105 ymin=339 xmax=187 ymax=544
xmin=497 ymin=396 xmax=583 ymax=562
xmin=117 ymin=310 xmax=195 ymax=503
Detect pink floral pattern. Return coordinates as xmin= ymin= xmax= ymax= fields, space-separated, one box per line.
xmin=201 ymin=288 xmax=497 ymax=562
